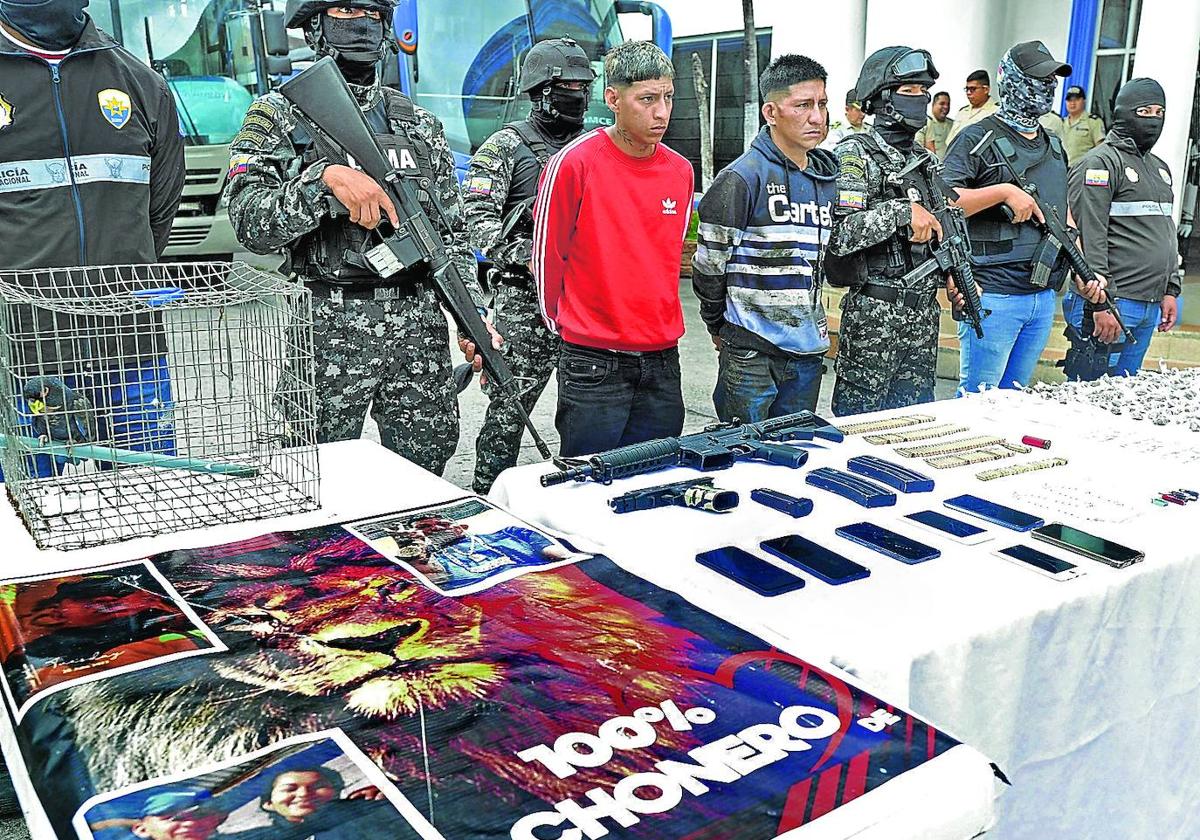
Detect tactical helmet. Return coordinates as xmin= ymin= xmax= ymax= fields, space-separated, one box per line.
xmin=285 ymin=0 xmax=396 ymax=29
xmin=854 ymin=46 xmax=939 ymax=112
xmin=519 ymin=37 xmax=596 ymax=94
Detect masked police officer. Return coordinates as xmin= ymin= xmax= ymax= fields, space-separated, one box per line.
xmin=462 ymin=38 xmax=594 ymax=494
xmin=827 ymin=46 xmax=947 ymax=417
xmin=227 ymin=0 xmax=476 ymax=475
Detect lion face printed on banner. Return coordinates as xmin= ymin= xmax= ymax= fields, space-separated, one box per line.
xmin=61 ymin=531 xmax=704 ymax=801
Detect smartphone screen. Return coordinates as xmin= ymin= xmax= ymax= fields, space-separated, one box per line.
xmin=996 ymin=544 xmax=1080 ymax=579
xmin=945 ymin=494 xmax=1044 ymax=532
xmin=696 ymin=547 xmax=806 ymax=596
xmin=1032 ymin=523 xmax=1144 ymax=567
xmin=759 ymin=535 xmax=870 ymax=585
xmin=835 ymin=522 xmax=940 ymax=564
xmin=905 ymin=510 xmax=991 ymax=544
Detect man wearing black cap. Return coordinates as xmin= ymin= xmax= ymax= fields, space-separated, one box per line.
xmin=943 ymin=40 xmax=1106 ymax=392
xmin=1065 ymin=78 xmax=1179 ymax=378
xmin=1040 ymin=85 xmax=1105 ymax=166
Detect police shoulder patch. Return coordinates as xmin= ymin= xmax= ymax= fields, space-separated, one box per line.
xmin=227 ymin=154 xmax=253 ymax=181
xmin=1159 ymin=168 xmax=1172 ymax=185
xmin=0 ymin=93 xmax=13 ymax=132
xmin=838 ymin=190 xmax=867 ymax=210
xmin=1084 ymin=169 xmax=1109 ymax=187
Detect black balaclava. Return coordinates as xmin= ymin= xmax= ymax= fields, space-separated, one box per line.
xmin=530 ymin=85 xmax=589 ymax=141
xmin=0 ymin=0 xmax=88 ymax=50
xmin=320 ymin=13 xmax=385 ymax=85
xmin=1112 ymin=77 xmax=1166 ymax=154
xmin=873 ymin=89 xmax=931 ymax=147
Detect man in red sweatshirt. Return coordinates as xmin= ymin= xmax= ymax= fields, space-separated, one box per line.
xmin=532 ymin=40 xmax=695 ymax=457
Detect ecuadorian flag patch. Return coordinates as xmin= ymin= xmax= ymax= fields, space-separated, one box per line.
xmin=466 ymin=176 xmax=493 ymax=196
xmin=1084 ymin=169 xmax=1110 ymax=187
xmin=227 ymin=154 xmax=252 ymax=180
xmin=837 ymin=190 xmax=866 ymax=210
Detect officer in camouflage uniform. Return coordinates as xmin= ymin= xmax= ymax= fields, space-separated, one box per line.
xmin=827 ymin=47 xmax=946 ymax=417
xmin=462 ymin=38 xmax=595 ymax=493
xmin=226 ymin=0 xmax=475 ymax=475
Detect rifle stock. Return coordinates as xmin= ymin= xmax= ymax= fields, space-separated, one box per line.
xmin=280 ymin=58 xmax=552 ymax=460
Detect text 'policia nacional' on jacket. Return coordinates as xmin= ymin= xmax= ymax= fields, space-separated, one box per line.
xmin=693 ymin=127 xmax=836 ymax=357
xmin=0 ymin=19 xmax=185 ymax=270
xmin=1068 ymin=131 xmax=1181 ymax=302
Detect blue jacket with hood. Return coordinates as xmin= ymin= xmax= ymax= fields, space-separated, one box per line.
xmin=692 ymin=127 xmax=837 ymax=357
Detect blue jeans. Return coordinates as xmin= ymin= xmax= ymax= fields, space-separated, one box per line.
xmin=713 ymin=345 xmax=824 ymax=423
xmin=1 ymin=357 xmax=174 ymax=481
xmin=1062 ymin=292 xmax=1161 ymax=377
xmin=555 ymin=343 xmax=684 ymax=457
xmin=957 ymin=289 xmax=1056 ymax=393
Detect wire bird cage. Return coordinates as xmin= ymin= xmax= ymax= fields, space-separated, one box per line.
xmin=0 ymin=262 xmax=320 ymax=550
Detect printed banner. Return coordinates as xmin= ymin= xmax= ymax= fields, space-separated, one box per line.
xmin=0 ymin=513 xmax=960 ymax=839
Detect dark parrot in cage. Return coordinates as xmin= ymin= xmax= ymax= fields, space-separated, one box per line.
xmin=22 ymin=377 xmax=96 ymax=443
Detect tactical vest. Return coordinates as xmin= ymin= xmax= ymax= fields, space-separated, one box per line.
xmin=291 ymin=90 xmax=437 ymax=286
xmin=494 ymin=120 xmax=571 ymax=265
xmin=852 ymin=133 xmax=928 ymax=281
xmin=966 ymin=116 xmax=1068 ymax=282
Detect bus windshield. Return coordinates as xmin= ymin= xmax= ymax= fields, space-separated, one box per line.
xmin=406 ymin=0 xmax=622 ymax=153
xmin=89 ymin=0 xmax=257 ymax=145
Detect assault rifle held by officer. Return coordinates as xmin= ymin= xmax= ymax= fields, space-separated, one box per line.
xmin=279 ymin=57 xmax=552 ymax=460
xmin=970 ymin=127 xmax=1135 ymax=345
xmin=893 ymin=151 xmax=988 ymax=338
xmin=540 ymin=411 xmax=843 ymax=487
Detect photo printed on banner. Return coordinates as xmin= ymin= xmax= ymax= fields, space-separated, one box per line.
xmin=347 ymin=497 xmax=589 ymax=595
xmin=72 ymin=728 xmax=441 ymax=840
xmin=0 ymin=560 xmax=224 ymax=722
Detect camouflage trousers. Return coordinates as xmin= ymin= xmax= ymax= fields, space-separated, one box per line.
xmin=310 ymin=285 xmax=458 ymax=475
xmin=832 ymin=291 xmax=939 ymax=417
xmin=473 ymin=279 xmax=559 ymax=493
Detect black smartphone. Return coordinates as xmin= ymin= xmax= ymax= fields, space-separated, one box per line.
xmin=994 ymin=544 xmax=1081 ymax=581
xmin=835 ymin=522 xmax=940 ymax=564
xmin=759 ymin=535 xmax=870 ymax=585
xmin=695 ymin=547 xmax=806 ymax=596
xmin=904 ymin=509 xmax=991 ymax=545
xmin=944 ymin=494 xmax=1044 ymax=532
xmin=1031 ymin=523 xmax=1144 ymax=568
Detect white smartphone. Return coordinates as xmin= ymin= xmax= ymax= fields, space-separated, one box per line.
xmin=903 ymin=509 xmax=993 ymax=546
xmin=993 ymin=543 xmax=1083 ymax=581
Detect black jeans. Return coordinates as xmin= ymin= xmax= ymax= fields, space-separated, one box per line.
xmin=555 ymin=343 xmax=684 ymax=457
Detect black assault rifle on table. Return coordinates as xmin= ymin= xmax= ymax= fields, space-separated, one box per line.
xmin=609 ymin=477 xmax=739 ymax=514
xmin=890 ymin=150 xmax=988 ymax=338
xmin=279 ymin=57 xmax=552 ymax=459
xmin=969 ymin=128 xmax=1136 ymax=350
xmin=540 ymin=411 xmax=844 ymax=487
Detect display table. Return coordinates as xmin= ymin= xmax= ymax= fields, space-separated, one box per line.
xmin=492 ymin=390 xmax=1200 ymax=840
xmin=0 ymin=440 xmax=997 ymax=840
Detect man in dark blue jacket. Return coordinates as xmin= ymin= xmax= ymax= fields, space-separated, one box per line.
xmin=0 ymin=0 xmax=184 ymax=478
xmin=693 ymin=54 xmax=837 ymax=422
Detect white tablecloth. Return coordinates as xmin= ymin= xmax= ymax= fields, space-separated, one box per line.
xmin=0 ymin=440 xmax=998 ymax=840
xmin=492 ymin=391 xmax=1200 ymax=840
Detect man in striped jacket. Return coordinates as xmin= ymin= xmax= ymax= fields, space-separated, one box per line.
xmin=693 ymin=54 xmax=837 ymax=422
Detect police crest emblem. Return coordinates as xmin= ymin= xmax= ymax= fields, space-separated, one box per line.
xmin=0 ymin=94 xmax=13 ymax=132
xmin=98 ymin=89 xmax=132 ymax=130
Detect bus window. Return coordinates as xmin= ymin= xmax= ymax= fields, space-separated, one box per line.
xmin=405 ymin=0 xmax=531 ymax=152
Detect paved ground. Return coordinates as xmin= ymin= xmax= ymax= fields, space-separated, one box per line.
xmin=0 ymin=278 xmax=957 ymax=837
